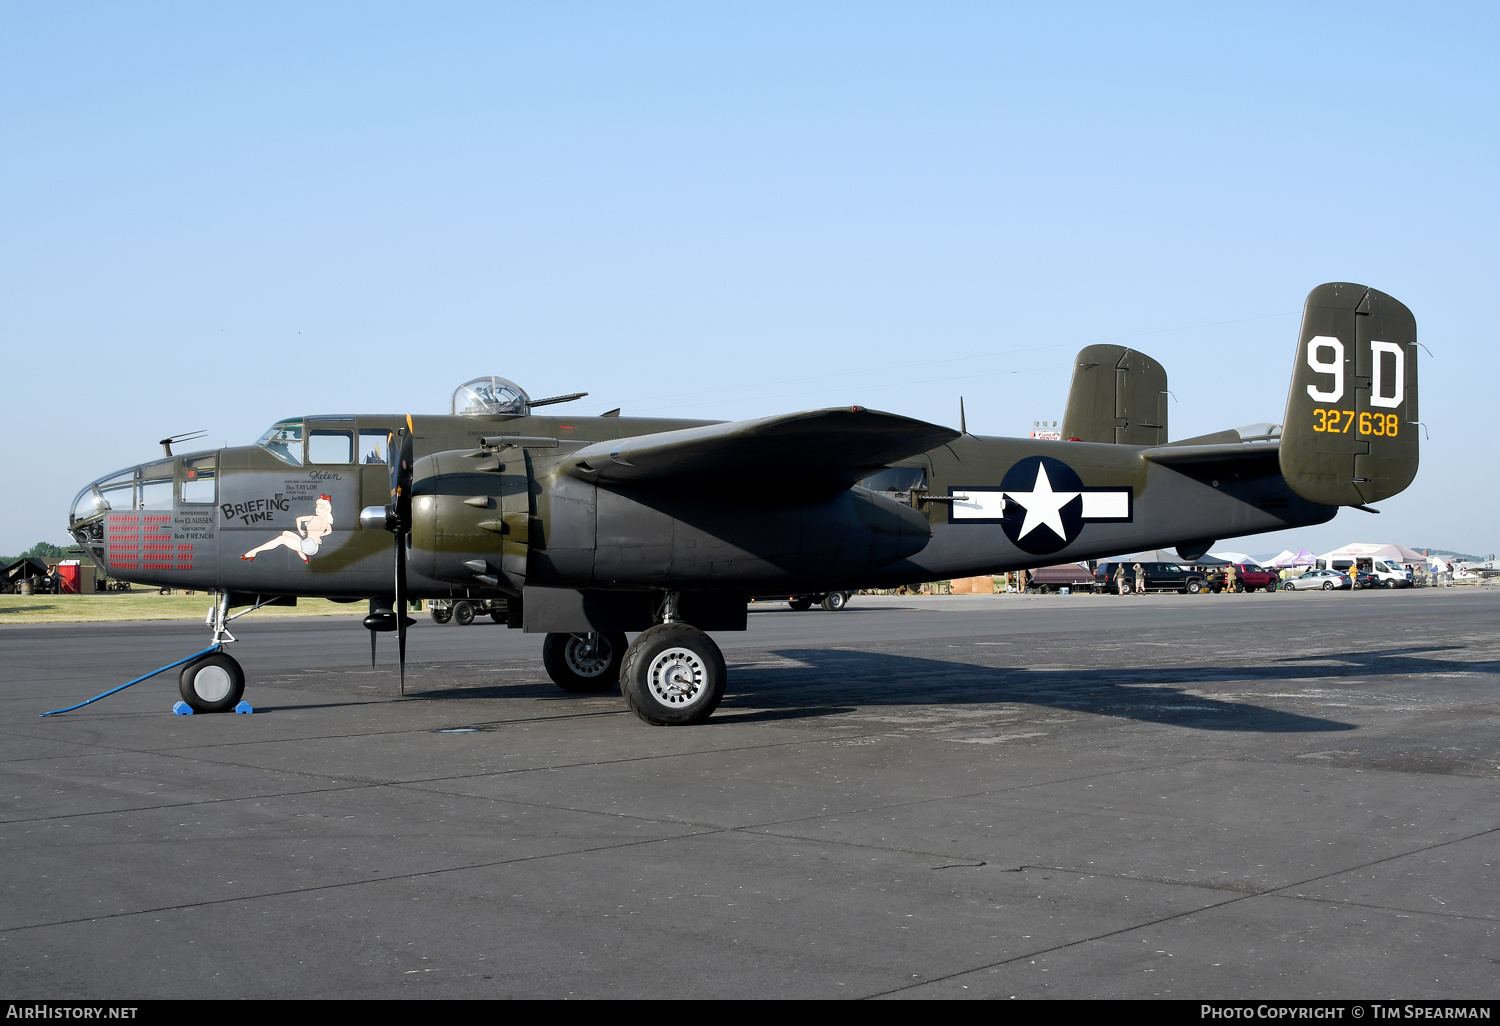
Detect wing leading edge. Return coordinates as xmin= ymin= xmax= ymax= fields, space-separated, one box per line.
xmin=562 ymin=407 xmax=959 ymax=489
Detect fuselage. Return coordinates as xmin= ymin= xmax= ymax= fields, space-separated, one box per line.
xmin=70 ymin=409 xmax=1334 ymax=601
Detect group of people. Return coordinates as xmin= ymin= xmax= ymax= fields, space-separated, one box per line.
xmin=1113 ymin=562 xmax=1148 ymax=595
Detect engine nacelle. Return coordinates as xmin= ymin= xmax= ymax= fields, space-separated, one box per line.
xmin=409 ymin=449 xmax=530 ymax=593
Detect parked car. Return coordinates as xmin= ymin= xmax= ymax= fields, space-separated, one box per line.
xmin=1281 ymin=569 xmax=1351 ymax=591
xmin=1093 ymin=561 xmax=1210 ymax=594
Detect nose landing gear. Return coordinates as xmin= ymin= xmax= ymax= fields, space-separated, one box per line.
xmin=175 ymin=591 xmax=261 ymax=713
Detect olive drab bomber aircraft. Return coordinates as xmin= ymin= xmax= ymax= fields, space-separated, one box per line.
xmin=68 ymin=283 xmax=1420 ymax=725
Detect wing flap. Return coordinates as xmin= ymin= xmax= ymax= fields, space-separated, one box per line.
xmin=562 ymin=407 xmax=959 ymax=487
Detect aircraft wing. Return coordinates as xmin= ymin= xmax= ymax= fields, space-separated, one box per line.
xmin=562 ymin=407 xmax=960 ymax=488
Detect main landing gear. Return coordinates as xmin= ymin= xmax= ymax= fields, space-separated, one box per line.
xmin=540 ymin=592 xmax=727 ymax=726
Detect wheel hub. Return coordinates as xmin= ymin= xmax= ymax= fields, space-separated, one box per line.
xmin=564 ymin=634 xmax=614 ymax=677
xmin=646 ymin=648 xmax=706 ymax=706
xmin=194 ymin=665 xmax=233 ymax=703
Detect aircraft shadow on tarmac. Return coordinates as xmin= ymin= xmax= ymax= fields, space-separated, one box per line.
xmin=381 ymin=643 xmax=1493 ymax=734
xmin=701 ymin=643 xmax=1496 ymax=733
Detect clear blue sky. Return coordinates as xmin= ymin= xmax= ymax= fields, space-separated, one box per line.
xmin=3 ymin=2 xmax=1495 ymax=557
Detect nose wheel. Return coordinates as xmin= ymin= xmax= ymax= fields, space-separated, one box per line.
xmin=178 ymin=653 xmax=246 ymax=713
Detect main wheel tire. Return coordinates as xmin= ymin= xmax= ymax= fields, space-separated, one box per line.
xmin=619 ymin=623 xmax=727 ymax=726
xmin=822 ymin=591 xmax=849 ymax=611
xmin=178 ymin=653 xmax=245 ymax=713
xmin=788 ymin=597 xmax=813 ymax=611
xmin=1187 ymin=579 xmax=1203 ymax=594
xmin=453 ymin=601 xmax=475 ymax=626
xmin=542 ymin=632 xmax=627 ymax=693
xmin=430 ymin=605 xmax=452 ymax=624
xmin=490 ymin=609 xmax=506 ymax=622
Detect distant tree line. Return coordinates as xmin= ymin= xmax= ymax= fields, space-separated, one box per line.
xmin=1 ymin=541 xmax=95 ymax=567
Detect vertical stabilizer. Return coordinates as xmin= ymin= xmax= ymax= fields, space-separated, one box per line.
xmin=1061 ymin=344 xmax=1168 ymax=445
xmin=1280 ymin=283 xmax=1419 ymax=506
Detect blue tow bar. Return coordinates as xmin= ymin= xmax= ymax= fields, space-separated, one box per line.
xmin=40 ymin=644 xmax=223 ymax=717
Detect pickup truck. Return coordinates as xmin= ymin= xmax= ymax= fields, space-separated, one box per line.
xmin=1209 ymin=563 xmax=1280 ymax=592
xmin=1094 ymin=561 xmax=1210 ymax=594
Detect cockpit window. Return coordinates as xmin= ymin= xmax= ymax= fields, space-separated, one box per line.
xmin=256 ymin=419 xmax=304 ymax=465
xmin=359 ymin=429 xmax=389 ymax=465
xmin=859 ymin=466 xmax=927 ymax=494
xmin=182 ymin=455 xmax=217 ymax=504
xmin=452 ymin=376 xmax=530 ymax=417
xmin=308 ymin=430 xmax=353 ymax=464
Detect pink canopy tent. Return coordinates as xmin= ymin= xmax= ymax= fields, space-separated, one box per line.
xmin=1266 ymin=548 xmax=1316 ymax=567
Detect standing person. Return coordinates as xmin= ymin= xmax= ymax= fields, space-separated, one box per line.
xmin=1347 ymin=564 xmax=1358 ymax=591
xmin=1225 ymin=563 xmax=1238 ymax=594
xmin=1115 ymin=564 xmax=1127 ymax=596
xmin=1133 ymin=561 xmax=1146 ymax=595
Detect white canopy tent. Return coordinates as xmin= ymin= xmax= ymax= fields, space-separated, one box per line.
xmin=1317 ymin=542 xmax=1426 ymax=565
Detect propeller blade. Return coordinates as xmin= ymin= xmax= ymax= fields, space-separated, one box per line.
xmin=386 ymin=416 xmax=416 ymax=696
xmin=395 ymin=533 xmax=408 ymax=696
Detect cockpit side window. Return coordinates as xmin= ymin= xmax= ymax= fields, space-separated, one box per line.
xmin=256 ymin=419 xmax=304 ymax=466
xmin=308 ymin=430 xmax=353 ymax=464
xmin=359 ymin=429 xmax=389 ymax=465
xmin=181 ymin=456 xmax=217 ymax=504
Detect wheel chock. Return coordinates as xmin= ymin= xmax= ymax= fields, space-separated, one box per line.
xmin=172 ymin=701 xmax=194 ymax=716
xmin=234 ymin=700 xmax=254 ymax=715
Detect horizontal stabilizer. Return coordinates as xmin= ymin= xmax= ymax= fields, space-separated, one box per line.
xmin=563 ymin=408 xmax=959 ymax=488
xmin=1141 ymin=440 xmax=1281 ymax=468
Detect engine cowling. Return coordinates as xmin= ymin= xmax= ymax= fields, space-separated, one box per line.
xmin=409 ymin=448 xmax=531 ymax=593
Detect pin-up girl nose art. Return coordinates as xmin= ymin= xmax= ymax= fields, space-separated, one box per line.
xmin=241 ymin=494 xmax=334 ymax=564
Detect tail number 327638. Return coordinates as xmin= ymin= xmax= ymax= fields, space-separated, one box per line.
xmin=1305 ymin=336 xmax=1405 ymax=437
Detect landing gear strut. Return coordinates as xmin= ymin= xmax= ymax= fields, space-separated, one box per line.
xmin=542 ymin=591 xmax=729 ymax=725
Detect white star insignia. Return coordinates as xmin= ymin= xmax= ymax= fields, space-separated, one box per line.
xmin=1005 ymin=463 xmax=1080 ymax=541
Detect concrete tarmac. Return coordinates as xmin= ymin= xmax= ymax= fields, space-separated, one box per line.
xmin=2 ymin=589 xmax=1497 ymax=999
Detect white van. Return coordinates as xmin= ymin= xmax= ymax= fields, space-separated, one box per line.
xmin=1362 ymin=557 xmax=1413 ymax=588
xmin=1315 ymin=556 xmax=1413 ymax=588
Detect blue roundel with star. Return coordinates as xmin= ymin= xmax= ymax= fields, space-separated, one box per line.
xmin=947 ymin=456 xmax=1133 ymax=556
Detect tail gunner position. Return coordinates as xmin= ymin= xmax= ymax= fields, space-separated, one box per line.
xmin=69 ymin=284 xmax=1421 ymax=725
